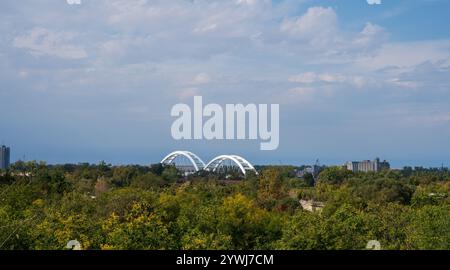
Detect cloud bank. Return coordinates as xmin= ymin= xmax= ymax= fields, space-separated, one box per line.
xmin=1 ymin=0 xmax=449 ymax=165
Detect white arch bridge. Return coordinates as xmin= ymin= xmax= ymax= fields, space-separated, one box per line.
xmin=160 ymin=151 xmax=258 ymax=175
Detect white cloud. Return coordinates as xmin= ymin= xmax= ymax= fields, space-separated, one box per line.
xmin=275 ymin=87 xmax=316 ymax=105
xmin=280 ymin=6 xmax=338 ymax=47
xmin=288 ymin=72 xmax=318 ymax=84
xmin=385 ymin=60 xmax=450 ymax=90
xmin=6 ymin=1 xmax=450 ymax=103
xmin=2 ymin=0 xmax=450 ymax=162
xmin=193 ymin=23 xmax=218 ymax=34
xmin=193 ymin=73 xmax=211 ymax=84
xmin=13 ymin=27 xmax=87 ymax=59
xmin=353 ymin=23 xmax=388 ymax=49
xmin=354 ymin=40 xmax=450 ymax=70
xmin=236 ymin=0 xmax=259 ymax=6
xmin=289 ymin=72 xmax=369 ymax=88
xmin=177 ymin=87 xmax=199 ymax=100
xmin=67 ymin=0 xmax=82 ymax=5
xmin=18 ymin=70 xmax=29 ymax=79
xmin=367 ymin=0 xmax=382 ymax=5
xmin=386 ymin=78 xmax=419 ymax=89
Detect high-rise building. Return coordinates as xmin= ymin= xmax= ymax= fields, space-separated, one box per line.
xmin=0 ymin=145 xmax=11 ymax=170
xmin=346 ymin=158 xmax=390 ymax=173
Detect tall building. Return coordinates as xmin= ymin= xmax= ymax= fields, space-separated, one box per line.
xmin=0 ymin=145 xmax=11 ymax=170
xmin=346 ymin=158 xmax=390 ymax=173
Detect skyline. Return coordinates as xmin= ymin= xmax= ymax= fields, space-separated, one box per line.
xmin=0 ymin=142 xmax=446 ymax=170
xmin=1 ymin=0 xmax=450 ymax=167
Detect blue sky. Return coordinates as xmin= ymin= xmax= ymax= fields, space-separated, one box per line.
xmin=1 ymin=0 xmax=450 ymax=168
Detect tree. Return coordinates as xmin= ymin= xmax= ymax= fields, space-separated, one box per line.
xmin=150 ymin=163 xmax=164 ymax=176
xmin=110 ymin=166 xmax=140 ymax=187
xmin=217 ymin=193 xmax=282 ymax=249
xmin=280 ymin=204 xmax=369 ymax=250
xmin=303 ymin=173 xmax=315 ymax=187
xmin=35 ymin=167 xmax=73 ymax=197
xmin=1 ymin=161 xmax=449 ymax=250
xmin=348 ymin=178 xmax=414 ymax=205
xmin=181 ymin=228 xmax=232 ymax=250
xmin=405 ymin=205 xmax=450 ymax=250
xmin=257 ymin=168 xmax=288 ymax=210
xmin=161 ymin=166 xmax=180 ymax=184
xmin=94 ymin=178 xmax=109 ymax=196
xmin=130 ymin=172 xmax=165 ymax=190
xmin=363 ymin=203 xmax=410 ymax=250
xmin=318 ymin=166 xmax=352 ymax=185
xmin=102 ymin=203 xmax=173 ymax=250
xmin=278 ymin=209 xmax=325 ymax=250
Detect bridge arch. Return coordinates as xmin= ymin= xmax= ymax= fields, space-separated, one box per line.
xmin=160 ymin=151 xmax=206 ymax=172
xmin=204 ymin=155 xmax=258 ymax=175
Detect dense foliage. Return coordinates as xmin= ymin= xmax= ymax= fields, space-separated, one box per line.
xmin=0 ymin=162 xmax=449 ymax=250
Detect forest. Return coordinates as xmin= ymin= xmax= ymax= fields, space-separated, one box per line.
xmin=0 ymin=161 xmax=449 ymax=250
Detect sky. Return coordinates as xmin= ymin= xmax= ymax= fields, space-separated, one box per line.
xmin=1 ymin=0 xmax=450 ymax=168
